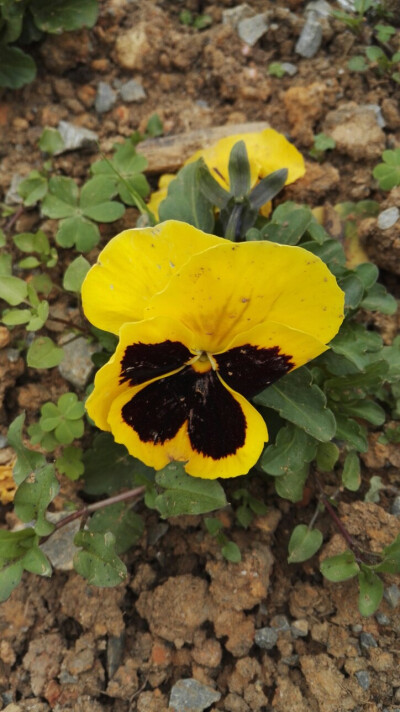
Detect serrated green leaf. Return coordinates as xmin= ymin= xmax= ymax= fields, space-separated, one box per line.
xmin=31 ymin=0 xmax=99 ymax=33
xmin=0 ymin=275 xmax=28 ymax=306
xmin=27 ymin=337 xmax=64 ymax=368
xmin=255 ymin=368 xmax=336 ymax=442
xmin=56 ymin=215 xmax=100 ymax=252
xmin=14 ymin=463 xmax=59 ymax=536
xmin=320 ymin=550 xmax=360 ymax=582
xmin=0 ymin=45 xmax=36 ymax=89
xmin=274 ymin=463 xmax=309 ymax=503
xmin=89 ymin=503 xmax=144 ymax=554
xmin=288 ymin=524 xmax=323 ymax=563
xmin=261 ymin=423 xmax=317 ymax=476
xmin=7 ymin=414 xmax=46 ymax=485
xmin=358 ymin=568 xmax=383 ymax=617
xmin=316 ymin=441 xmax=339 ymax=472
xmin=73 ymin=530 xmax=127 ymax=587
xmin=342 ymin=451 xmax=361 ymax=491
xmin=159 ymin=160 xmax=214 ymax=232
xmin=154 ymin=462 xmax=227 ymax=517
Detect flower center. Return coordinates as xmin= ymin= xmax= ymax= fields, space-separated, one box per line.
xmin=190 ymin=351 xmax=217 ymax=374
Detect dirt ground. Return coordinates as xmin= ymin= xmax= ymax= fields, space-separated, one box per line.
xmin=1 ymin=0 xmax=400 ymax=710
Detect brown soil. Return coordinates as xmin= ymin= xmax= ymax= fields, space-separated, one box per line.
xmin=1 ymin=1 xmax=400 ymax=710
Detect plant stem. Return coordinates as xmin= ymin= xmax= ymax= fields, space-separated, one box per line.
xmin=47 ymin=315 xmax=89 ymax=335
xmin=40 ymin=485 xmax=146 ymax=543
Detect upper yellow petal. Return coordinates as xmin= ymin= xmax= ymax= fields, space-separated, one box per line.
xmin=81 ymin=220 xmax=223 ymax=334
xmin=147 ymin=174 xmax=175 ymax=221
xmin=145 ymin=241 xmax=344 ymax=353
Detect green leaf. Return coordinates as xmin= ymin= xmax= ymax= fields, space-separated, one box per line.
xmin=204 ymin=517 xmax=223 ymax=535
xmin=7 ymin=414 xmax=46 ymax=485
xmin=18 ymin=256 xmax=41 ymax=269
xmin=288 ymin=524 xmax=323 ymax=563
xmin=221 ymin=541 xmax=242 ymax=563
xmin=42 ymin=176 xmax=79 ymax=218
xmin=348 ymin=55 xmax=368 ymax=72
xmin=364 ymin=475 xmax=383 ymax=503
xmin=361 ymin=283 xmax=397 ymax=314
xmin=274 ymin=464 xmax=309 ymax=503
xmin=254 ymin=368 xmax=336 ymax=442
xmin=340 ymin=399 xmax=385 ymax=426
xmin=0 ymin=254 xmax=12 ymax=276
xmin=55 ymin=446 xmax=84 ymax=480
xmin=2 ymin=308 xmax=32 ymax=326
xmin=373 ymin=149 xmax=400 ymax=191
xmin=56 ymin=215 xmax=100 ymax=252
xmin=198 ymin=162 xmax=230 ymax=209
xmin=358 ymin=569 xmax=383 ymax=617
xmin=0 ymin=561 xmax=24 ymax=602
xmin=260 ymin=423 xmax=317 ymax=476
xmin=89 ymin=503 xmax=144 ymax=554
xmin=80 ymin=175 xmax=125 ymax=222
xmin=228 ymin=141 xmax=251 ymax=198
xmin=0 ymin=229 xmax=5 ymax=248
xmin=355 ymin=262 xmax=379 ymax=289
xmin=30 ymin=0 xmax=99 ymax=33
xmin=342 ymin=451 xmax=361 ymax=491
xmin=58 ymin=392 xmax=85 ymax=419
xmin=154 ymin=462 xmax=227 ymax=517
xmin=248 ymin=169 xmax=288 ymax=211
xmin=145 ymin=113 xmax=164 ymax=137
xmin=27 ymin=337 xmax=64 ymax=369
xmin=375 ymin=535 xmax=400 ymax=574
xmin=261 ymin=203 xmax=313 ymax=245
xmin=0 ymin=527 xmax=36 ymax=565
xmin=339 ymin=273 xmax=364 ymax=310
xmin=39 ymin=127 xmax=64 ymax=156
xmin=22 ymin=545 xmax=52 ymax=577
xmin=316 ymin=442 xmax=339 ymax=472
xmin=334 ymin=414 xmax=368 ymax=451
xmin=313 ymin=133 xmax=336 ymax=152
xmin=0 ymin=45 xmax=36 ymax=89
xmin=320 ymin=550 xmax=360 ymax=582
xmin=26 ymin=300 xmax=49 ymax=332
xmin=73 ymin=530 xmax=127 ymax=587
xmin=17 ymin=171 xmax=48 ymax=206
xmin=83 ymin=433 xmax=155 ymax=495
xmin=159 ymin=161 xmax=215 ymax=232
xmin=0 ymin=275 xmax=28 ymax=306
xmin=14 ymin=463 xmax=60 ymax=536
xmin=330 ymin=322 xmax=382 ymax=370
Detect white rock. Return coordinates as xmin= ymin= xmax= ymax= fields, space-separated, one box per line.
xmin=238 ymin=12 xmax=269 ymax=46
xmin=377 ymin=207 xmax=399 ymax=230
xmin=56 ymin=121 xmax=98 ymax=154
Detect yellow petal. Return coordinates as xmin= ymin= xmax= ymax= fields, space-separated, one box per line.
xmin=186 ymin=128 xmax=305 ymax=190
xmin=147 ymin=174 xmax=175 ymax=220
xmin=81 ymin=220 xmax=223 ymax=334
xmin=146 ymin=241 xmax=344 ymax=353
xmin=86 ymin=316 xmax=198 ymax=431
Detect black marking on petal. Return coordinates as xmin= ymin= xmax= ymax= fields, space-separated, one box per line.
xmin=120 ymin=340 xmax=191 ymax=386
xmin=121 ymin=366 xmax=246 ymax=459
xmin=215 ymin=344 xmax=294 ymax=398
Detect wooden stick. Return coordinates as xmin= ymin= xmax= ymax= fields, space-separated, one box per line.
xmin=139 ymin=121 xmax=270 ymax=174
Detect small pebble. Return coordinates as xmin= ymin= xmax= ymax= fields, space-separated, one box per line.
xmin=391 ymin=495 xmax=400 ymax=517
xmin=377 ymin=207 xmax=399 ymax=231
xmin=384 ymin=584 xmax=400 ymax=609
xmin=295 ymin=11 xmax=323 ymax=58
xmin=281 ymin=62 xmax=298 ymax=76
xmin=237 ymin=13 xmax=269 ymax=46
xmin=306 ymin=0 xmax=332 ymax=17
xmin=95 ymin=82 xmax=117 ymax=113
xmin=0 ymin=435 xmax=7 ymax=448
xmin=169 ymin=678 xmax=221 ymax=711
xmin=270 ymin=614 xmax=291 ymax=632
xmin=291 ymin=619 xmax=309 ymax=638
xmin=56 ymin=121 xmax=98 ymax=154
xmin=4 ymin=175 xmax=23 ymax=205
xmin=355 ymin=670 xmax=370 ymax=690
xmin=254 ymin=627 xmax=278 ymax=650
xmin=352 ymin=624 xmax=363 ymax=634
xmin=7 ymin=348 xmax=20 ymax=363
xmin=222 ymin=3 xmax=253 ymax=27
xmin=360 ymin=632 xmax=378 ymax=650
xmin=120 ymin=79 xmax=146 ymax=103
xmin=58 ymin=335 xmax=99 ymax=389
xmin=375 ymin=612 xmax=390 ymax=625
xmin=363 ymin=103 xmax=386 ymax=129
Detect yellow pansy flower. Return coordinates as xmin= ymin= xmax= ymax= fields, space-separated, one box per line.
xmin=82 ymin=221 xmax=344 ymax=480
xmin=147 ymin=129 xmax=305 ymax=219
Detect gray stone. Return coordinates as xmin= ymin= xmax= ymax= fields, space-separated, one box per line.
xmin=306 ymin=0 xmax=332 ymax=17
xmin=40 ymin=512 xmax=81 ymax=571
xmin=271 ymin=614 xmax=291 ymax=632
xmin=95 ymin=82 xmax=117 ymax=113
xmin=295 ymin=11 xmax=323 ymax=58
xmin=237 ymin=13 xmax=269 ymax=46
xmin=378 ymin=207 xmax=399 ymax=231
xmin=254 ymin=626 xmax=278 ymax=650
xmin=169 ymin=678 xmax=221 ymax=711
xmin=7 ymin=348 xmax=20 ymax=363
xmin=120 ymin=79 xmax=146 ymax=103
xmin=58 ymin=335 xmax=99 ymax=389
xmin=384 ymin=584 xmax=400 ymax=608
xmin=56 ymin=121 xmax=98 ymax=154
xmin=360 ymin=632 xmax=378 ymax=650
xmin=5 ymin=174 xmax=24 ymax=205
xmin=375 ymin=611 xmax=390 ymax=625
xmin=355 ymin=670 xmax=370 ymax=690
xmin=281 ymin=62 xmax=298 ymax=76
xmin=0 ymin=434 xmax=7 ymax=448
xmin=352 ymin=624 xmax=363 ymax=633
xmin=222 ymin=4 xmax=253 ymax=28
xmin=363 ymin=103 xmax=386 ymax=128
xmin=336 ymin=0 xmax=356 ymax=8
xmin=391 ymin=495 xmax=400 ymax=516
xmin=291 ymin=619 xmax=309 ymax=638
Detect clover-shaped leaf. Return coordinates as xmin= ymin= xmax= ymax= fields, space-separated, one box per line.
xmin=18 ymin=170 xmax=48 ymax=206
xmin=55 ymin=446 xmax=84 ymax=480
xmin=91 ymin=139 xmax=149 ymax=205
xmin=373 ymin=149 xmax=400 ymax=191
xmin=27 ymin=336 xmax=64 ymax=368
xmin=39 ymin=393 xmax=85 ymax=444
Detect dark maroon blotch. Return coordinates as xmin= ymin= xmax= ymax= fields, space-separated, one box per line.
xmin=215 ymin=344 xmax=294 ymax=397
xmin=120 ymin=340 xmax=191 ymax=386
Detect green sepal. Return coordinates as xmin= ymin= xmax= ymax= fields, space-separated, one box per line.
xmin=197 ymin=161 xmax=230 ymax=208
xmin=248 ymin=168 xmax=288 ymax=210
xmin=228 ymin=140 xmax=251 ymax=198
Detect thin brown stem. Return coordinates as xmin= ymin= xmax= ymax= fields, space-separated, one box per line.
xmin=41 ymin=485 xmax=146 ymax=543
xmin=4 ymin=205 xmax=24 ymax=233
xmin=47 ymin=315 xmax=89 ymax=335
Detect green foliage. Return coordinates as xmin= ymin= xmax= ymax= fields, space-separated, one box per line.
xmin=0 ymin=0 xmax=99 ymax=89
xmin=159 ymin=160 xmax=215 ymax=232
xmin=204 ymin=518 xmax=241 ymax=562
xmin=26 ymin=336 xmax=64 ymax=368
xmin=232 ymin=488 xmax=268 ymax=529
xmin=178 ymin=9 xmax=212 ymax=30
xmin=332 ymin=0 xmax=375 ymax=35
xmin=288 ymin=525 xmax=323 ymax=563
xmin=0 ymin=528 xmax=51 ymax=601
xmin=268 ymin=62 xmax=287 ymax=78
xmin=13 ymin=230 xmax=57 ymax=269
xmin=91 ymin=137 xmax=150 ymax=207
xmin=30 ymin=393 xmax=85 ymax=448
xmin=63 ymin=255 xmax=90 ymax=292
xmin=153 ymin=462 xmax=227 ymax=517
xmin=89 ymin=503 xmax=144 ymax=554
xmin=39 ymin=128 xmax=65 ymax=156
xmin=310 ymin=133 xmax=336 ymax=162
xmin=373 ymin=149 xmax=400 ymax=190
xmin=82 ymin=433 xmax=154 ymax=495
xmin=73 ymin=531 xmax=127 ymax=587
xmin=55 ymin=446 xmax=84 ymax=480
